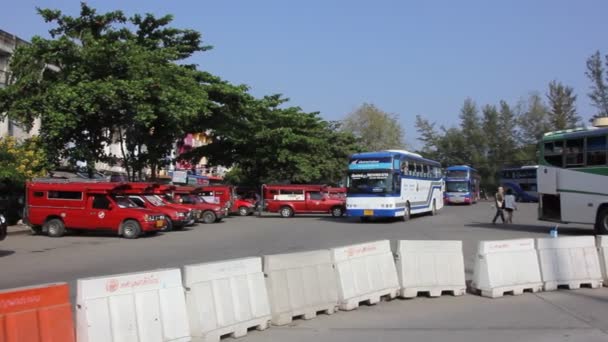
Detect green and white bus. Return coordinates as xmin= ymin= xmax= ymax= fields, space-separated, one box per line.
xmin=538 ymin=126 xmax=608 ymax=233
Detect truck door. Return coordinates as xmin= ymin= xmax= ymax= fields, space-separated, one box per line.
xmin=88 ymin=194 xmax=114 ymax=229
xmin=306 ymin=191 xmax=324 ymax=212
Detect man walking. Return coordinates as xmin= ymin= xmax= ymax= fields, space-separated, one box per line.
xmin=492 ymin=186 xmax=505 ymax=224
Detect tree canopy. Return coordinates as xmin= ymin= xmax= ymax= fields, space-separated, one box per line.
xmin=342 ymin=103 xmax=405 ymax=151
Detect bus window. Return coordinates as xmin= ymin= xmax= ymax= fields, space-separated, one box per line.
xmin=544 ymin=141 xmax=564 ymax=167
xmin=565 ymin=139 xmax=584 ymax=167
xmin=408 ymin=162 xmax=415 ymax=175
xmin=586 ymin=135 xmax=607 ymax=166
xmin=393 ymin=174 xmax=401 ymax=194
xmin=415 ymin=164 xmax=422 ymax=176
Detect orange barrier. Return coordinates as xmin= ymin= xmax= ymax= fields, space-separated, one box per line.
xmin=0 ymin=283 xmax=74 ymax=342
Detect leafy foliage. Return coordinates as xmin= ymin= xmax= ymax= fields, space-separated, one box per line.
xmin=0 ymin=4 xmax=210 ymax=179
xmin=546 ymin=80 xmax=580 ymax=130
xmin=0 ymin=137 xmax=48 ymax=183
xmin=586 ymin=51 xmax=608 ymax=119
xmin=342 ymin=103 xmax=405 ymax=151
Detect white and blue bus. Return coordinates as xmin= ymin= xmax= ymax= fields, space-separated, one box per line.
xmin=444 ymin=165 xmax=481 ymax=205
xmin=345 ymin=150 xmax=444 ymax=222
xmin=498 ymin=165 xmax=539 ymax=202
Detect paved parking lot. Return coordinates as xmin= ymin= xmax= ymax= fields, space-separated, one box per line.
xmin=1 ymin=202 xmax=607 ymax=341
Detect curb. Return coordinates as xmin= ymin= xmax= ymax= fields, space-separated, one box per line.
xmin=7 ymin=225 xmax=31 ymax=236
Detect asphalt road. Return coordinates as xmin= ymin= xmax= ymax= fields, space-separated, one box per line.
xmin=1 ymin=201 xmax=607 ymax=342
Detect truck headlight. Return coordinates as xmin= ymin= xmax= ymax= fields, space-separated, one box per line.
xmin=176 ymin=212 xmax=185 ymax=218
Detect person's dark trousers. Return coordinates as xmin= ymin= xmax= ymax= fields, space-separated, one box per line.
xmin=492 ymin=208 xmax=505 ymax=223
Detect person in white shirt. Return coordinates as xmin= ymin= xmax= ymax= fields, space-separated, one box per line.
xmin=503 ymin=188 xmax=517 ymax=224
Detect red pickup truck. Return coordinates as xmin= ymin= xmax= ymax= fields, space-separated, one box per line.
xmin=262 ymin=184 xmax=346 ymax=218
xmin=25 ymin=181 xmax=166 ymax=238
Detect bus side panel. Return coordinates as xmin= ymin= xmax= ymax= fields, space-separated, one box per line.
xmin=538 ymin=166 xmax=557 ymax=195
xmin=560 ymin=192 xmax=596 ymax=224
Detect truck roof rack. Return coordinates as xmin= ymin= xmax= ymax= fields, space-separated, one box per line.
xmin=31 ymin=178 xmax=106 ymax=183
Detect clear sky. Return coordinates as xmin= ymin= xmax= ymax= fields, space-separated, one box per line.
xmin=2 ymin=0 xmax=608 ymax=146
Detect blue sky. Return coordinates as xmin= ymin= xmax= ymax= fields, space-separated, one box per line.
xmin=2 ymin=0 xmax=607 ymax=146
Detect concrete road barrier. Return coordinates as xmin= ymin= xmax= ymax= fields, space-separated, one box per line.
xmin=597 ymin=235 xmax=608 ymax=284
xmin=472 ymin=239 xmax=543 ymax=298
xmin=183 ymin=257 xmax=271 ymax=342
xmin=264 ymin=249 xmax=338 ymax=325
xmin=331 ymin=240 xmax=399 ymax=310
xmin=0 ymin=283 xmax=75 ymax=342
xmin=76 ymin=268 xmax=190 ymax=342
xmin=537 ymin=236 xmax=603 ymax=291
xmin=394 ymin=240 xmax=466 ymax=298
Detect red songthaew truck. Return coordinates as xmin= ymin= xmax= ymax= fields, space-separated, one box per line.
xmin=262 ymin=184 xmax=346 ymax=218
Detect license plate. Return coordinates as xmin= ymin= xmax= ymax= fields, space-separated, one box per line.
xmin=364 ymin=210 xmax=374 ymax=216
xmin=155 ymin=220 xmax=165 ymax=228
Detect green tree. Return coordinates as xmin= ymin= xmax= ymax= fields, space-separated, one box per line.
xmin=184 ymin=94 xmax=359 ymax=186
xmin=546 ymin=80 xmax=580 ymax=130
xmin=342 ymin=103 xmax=405 ymax=151
xmin=458 ymin=98 xmax=485 ymax=166
xmin=497 ymin=100 xmax=520 ymax=165
xmin=414 ymin=114 xmax=439 ymax=159
xmin=481 ymin=104 xmax=500 ymax=187
xmin=516 ymin=92 xmax=550 ymax=162
xmin=586 ymin=51 xmax=608 ymax=119
xmin=0 ymin=136 xmax=48 ymax=184
xmin=0 ymin=4 xmax=211 ymax=179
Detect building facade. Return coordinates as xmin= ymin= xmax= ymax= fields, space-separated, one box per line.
xmin=0 ymin=29 xmax=40 ymax=140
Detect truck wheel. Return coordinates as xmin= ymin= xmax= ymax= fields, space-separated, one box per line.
xmin=161 ymin=216 xmax=173 ymax=232
xmin=331 ymin=206 xmax=344 ymax=217
xmin=596 ymin=207 xmax=608 ymax=235
xmin=238 ymin=206 xmax=249 ymax=216
xmin=45 ymin=218 xmax=66 ymax=237
xmin=122 ymin=220 xmax=141 ymax=239
xmin=202 ymin=211 xmax=217 ymax=224
xmin=280 ymin=206 xmax=293 ymax=218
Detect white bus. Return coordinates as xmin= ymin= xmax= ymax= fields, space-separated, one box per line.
xmin=345 ymin=150 xmax=444 ymax=222
xmin=537 ymin=126 xmax=608 ymax=233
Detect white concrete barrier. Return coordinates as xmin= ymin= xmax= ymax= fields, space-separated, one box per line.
xmin=183 ymin=257 xmax=271 ymax=341
xmin=263 ymin=249 xmax=338 ymax=325
xmin=394 ymin=240 xmax=466 ymax=298
xmin=472 ymin=239 xmax=543 ymax=298
xmin=537 ymin=236 xmax=603 ymax=291
xmin=597 ymin=235 xmax=608 ymax=284
xmin=331 ymin=240 xmax=399 ymax=310
xmin=76 ymin=268 xmax=190 ymax=342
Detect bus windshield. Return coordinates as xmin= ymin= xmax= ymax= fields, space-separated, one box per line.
xmin=348 ymin=172 xmax=393 ymax=194
xmin=446 ymin=181 xmax=469 ymax=193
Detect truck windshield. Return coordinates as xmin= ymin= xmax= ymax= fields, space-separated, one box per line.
xmin=144 ymin=195 xmax=165 ymax=206
xmin=348 ymin=172 xmax=393 ymax=194
xmin=113 ymin=196 xmax=140 ymax=208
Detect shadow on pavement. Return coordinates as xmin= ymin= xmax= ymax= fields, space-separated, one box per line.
xmin=0 ymin=250 xmax=15 ymax=257
xmin=464 ymin=222 xmax=592 ymax=235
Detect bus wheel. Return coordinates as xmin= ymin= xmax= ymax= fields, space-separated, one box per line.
xmin=280 ymin=206 xmax=293 ymax=218
xmin=596 ymin=208 xmax=608 ymax=235
xmin=45 ymin=218 xmax=65 ymax=238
